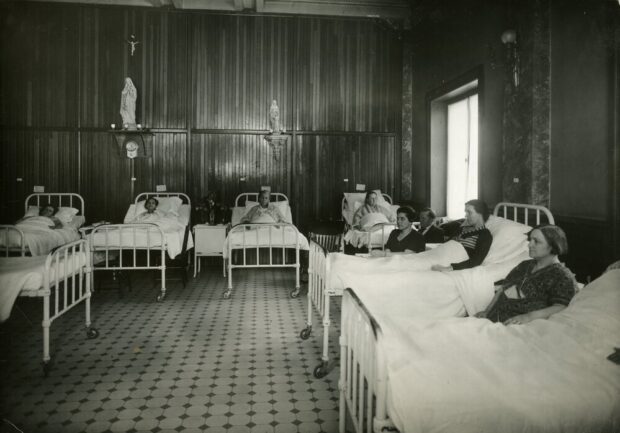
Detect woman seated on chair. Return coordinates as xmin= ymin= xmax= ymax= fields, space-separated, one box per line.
xmin=372 ymin=207 xmax=425 ymax=256
xmin=478 ymin=224 xmax=578 ymax=325
xmin=432 ymin=199 xmax=493 ymax=271
xmin=241 ymin=190 xmax=286 ymax=224
xmin=351 ymin=191 xmax=396 ymax=230
xmin=17 ymin=203 xmax=63 ymax=229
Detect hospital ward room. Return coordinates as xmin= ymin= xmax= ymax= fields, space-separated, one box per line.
xmin=1 ymin=0 xmax=619 ymax=432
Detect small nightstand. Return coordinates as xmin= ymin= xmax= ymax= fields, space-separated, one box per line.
xmin=193 ymin=224 xmax=228 ymax=277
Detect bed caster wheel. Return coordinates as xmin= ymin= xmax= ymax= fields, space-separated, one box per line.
xmin=223 ymin=290 xmax=231 ymax=299
xmin=299 ymin=327 xmax=312 ymax=340
xmin=313 ymin=363 xmax=328 ymax=379
xmin=290 ymin=289 xmax=300 ymax=298
xmin=86 ymin=327 xmax=99 ymax=339
xmin=156 ymin=293 xmax=166 ymax=302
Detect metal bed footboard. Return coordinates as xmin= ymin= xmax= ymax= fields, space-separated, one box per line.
xmin=300 ymin=240 xmax=336 ymax=378
xmin=339 ymin=288 xmax=394 ymax=433
xmin=18 ymin=239 xmax=98 ymax=375
xmin=89 ymin=223 xmax=168 ymax=301
xmin=0 ymin=225 xmax=26 ymax=256
xmin=225 ymin=222 xmax=301 ymax=299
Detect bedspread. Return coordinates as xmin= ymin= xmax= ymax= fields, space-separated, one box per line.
xmin=378 ymin=270 xmax=620 ymax=433
xmin=0 ymin=219 xmax=83 ymax=256
xmin=90 ymin=219 xmax=192 ymax=259
xmin=223 ymin=225 xmax=309 ymax=259
xmin=0 ymin=253 xmax=87 ymax=322
xmin=343 ymin=225 xmax=396 ymax=249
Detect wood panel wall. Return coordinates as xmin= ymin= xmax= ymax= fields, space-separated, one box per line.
xmin=0 ymin=2 xmax=403 ymax=229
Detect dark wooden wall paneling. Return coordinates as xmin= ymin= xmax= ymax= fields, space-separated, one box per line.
xmin=0 ymin=2 xmax=402 ymax=230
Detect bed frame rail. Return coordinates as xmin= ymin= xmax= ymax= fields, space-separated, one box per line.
xmin=340 ymin=289 xmax=393 ymax=433
xmin=89 ymin=223 xmax=167 ymax=301
xmin=493 ymin=202 xmax=555 ymax=225
xmin=225 ymin=222 xmax=301 ymax=299
xmin=0 ymin=225 xmax=26 ymax=256
xmin=25 ymin=193 xmax=85 ymax=216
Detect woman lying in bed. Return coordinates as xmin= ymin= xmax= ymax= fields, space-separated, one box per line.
xmin=16 ymin=204 xmax=63 ymax=229
xmin=129 ymin=197 xmax=167 ymax=222
xmin=241 ymin=190 xmax=286 ymax=224
xmin=431 ymin=199 xmax=492 ymax=271
xmin=478 ymin=224 xmax=578 ymax=324
xmin=351 ymin=191 xmax=396 ymax=229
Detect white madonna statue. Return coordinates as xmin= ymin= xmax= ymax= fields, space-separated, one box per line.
xmin=269 ymin=99 xmax=283 ymax=134
xmin=120 ymin=77 xmax=137 ymax=129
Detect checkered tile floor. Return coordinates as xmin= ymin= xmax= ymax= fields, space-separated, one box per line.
xmin=0 ymin=267 xmax=342 ymax=433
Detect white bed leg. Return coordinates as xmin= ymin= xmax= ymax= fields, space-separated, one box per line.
xmin=42 ymin=295 xmax=51 ymax=374
xmin=156 ymin=258 xmax=166 ymax=302
xmin=224 ymin=255 xmax=232 ymax=299
xmin=339 ymin=334 xmax=347 ymax=433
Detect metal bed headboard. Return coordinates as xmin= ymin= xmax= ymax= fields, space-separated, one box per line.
xmin=135 ymin=192 xmax=191 ymax=206
xmin=234 ymin=192 xmax=289 ymax=207
xmin=493 ymin=202 xmax=555 ymax=226
xmin=25 ymin=193 xmax=85 ymax=216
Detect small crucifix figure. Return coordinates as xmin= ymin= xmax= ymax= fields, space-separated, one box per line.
xmin=127 ymin=34 xmax=140 ymax=57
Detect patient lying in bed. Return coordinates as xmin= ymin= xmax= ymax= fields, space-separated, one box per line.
xmin=241 ymin=190 xmax=286 ymax=224
xmin=16 ymin=204 xmax=63 ymax=229
xmin=351 ymin=191 xmax=395 ymax=229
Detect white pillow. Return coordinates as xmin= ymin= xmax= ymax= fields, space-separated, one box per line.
xmin=343 ymin=193 xmax=366 ymax=209
xmin=483 ymin=215 xmax=531 ymax=264
xmin=24 ymin=205 xmax=40 ymax=218
xmin=372 ymin=189 xmax=388 ymax=205
xmin=359 ymin=212 xmax=390 ymax=230
xmin=231 ymin=207 xmax=246 ymax=227
xmin=245 ymin=200 xmax=259 ymax=209
xmin=272 ymin=201 xmax=293 ymax=224
xmin=55 ymin=207 xmax=79 ymax=224
xmin=342 ymin=200 xmax=363 ymax=225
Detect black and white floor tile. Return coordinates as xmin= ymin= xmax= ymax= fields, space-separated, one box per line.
xmin=0 ymin=266 xmax=342 ymax=433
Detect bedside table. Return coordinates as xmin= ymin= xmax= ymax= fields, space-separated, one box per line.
xmin=193 ymin=224 xmax=228 ymax=277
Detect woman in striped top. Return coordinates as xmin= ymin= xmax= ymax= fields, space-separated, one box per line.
xmin=431 ymin=199 xmax=492 ymax=271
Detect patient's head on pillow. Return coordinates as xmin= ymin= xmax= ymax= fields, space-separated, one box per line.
xmin=40 ymin=203 xmax=58 ymax=218
xmin=258 ymin=190 xmax=270 ymax=208
xmin=529 ymin=224 xmax=568 ymax=257
xmin=364 ymin=191 xmax=379 ymax=207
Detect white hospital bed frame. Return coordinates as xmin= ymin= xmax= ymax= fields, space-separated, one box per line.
xmin=303 ymin=202 xmax=555 ymax=379
xmin=88 ymin=192 xmax=191 ymax=302
xmin=225 ymin=192 xmax=302 ymax=299
xmin=0 ymin=193 xmax=85 ymax=256
xmin=338 ymin=202 xmax=555 ymax=433
xmin=2 ymin=236 xmax=98 ymax=376
xmin=342 ymin=193 xmax=395 ymax=252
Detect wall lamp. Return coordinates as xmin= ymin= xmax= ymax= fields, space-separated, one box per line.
xmin=501 ymin=29 xmax=520 ymax=88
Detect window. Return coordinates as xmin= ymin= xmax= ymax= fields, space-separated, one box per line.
xmin=446 ymin=94 xmax=478 ymax=219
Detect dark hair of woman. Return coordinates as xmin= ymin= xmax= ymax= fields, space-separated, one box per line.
xmin=529 ymin=224 xmax=569 ymax=256
xmin=465 ymin=199 xmax=490 ymax=222
xmin=397 ymin=206 xmax=416 ymax=222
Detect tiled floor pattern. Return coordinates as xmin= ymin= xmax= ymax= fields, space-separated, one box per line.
xmin=0 ymin=267 xmax=342 ymax=433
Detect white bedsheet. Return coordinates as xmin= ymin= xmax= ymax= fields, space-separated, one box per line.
xmin=0 ymin=252 xmax=87 ymax=322
xmin=343 ymin=224 xmax=396 ymax=249
xmin=90 ymin=218 xmax=193 ymax=259
xmin=223 ymin=225 xmax=309 ymax=259
xmin=0 ymin=217 xmax=84 ymax=256
xmin=378 ymin=269 xmax=620 ymax=433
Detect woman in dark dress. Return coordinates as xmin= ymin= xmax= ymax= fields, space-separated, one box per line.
xmin=381 ymin=206 xmax=425 ymax=254
xmin=432 ymin=199 xmax=493 ymax=271
xmin=479 ymin=224 xmax=577 ymax=324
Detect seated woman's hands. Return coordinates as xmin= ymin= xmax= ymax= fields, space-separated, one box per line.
xmin=431 ymin=264 xmax=453 ymax=272
xmin=503 ymin=312 xmax=535 ymax=325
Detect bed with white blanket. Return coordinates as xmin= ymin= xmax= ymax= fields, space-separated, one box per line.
xmin=301 ymin=202 xmax=555 ymax=378
xmin=339 ymin=268 xmax=620 ymax=433
xmin=0 ymin=193 xmax=86 ymax=256
xmin=224 ymin=193 xmax=309 ymax=299
xmin=86 ymin=193 xmax=193 ymax=302
xmin=0 ymin=239 xmax=98 ymax=375
xmin=341 ymin=191 xmax=399 ymax=251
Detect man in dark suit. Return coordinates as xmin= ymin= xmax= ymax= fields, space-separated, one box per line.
xmin=419 ymin=207 xmax=445 ymax=244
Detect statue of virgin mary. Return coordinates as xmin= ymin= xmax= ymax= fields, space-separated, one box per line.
xmin=120 ymin=77 xmax=137 ymax=129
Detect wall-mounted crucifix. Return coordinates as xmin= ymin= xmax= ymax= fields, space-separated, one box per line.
xmin=127 ymin=34 xmax=140 ymax=56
